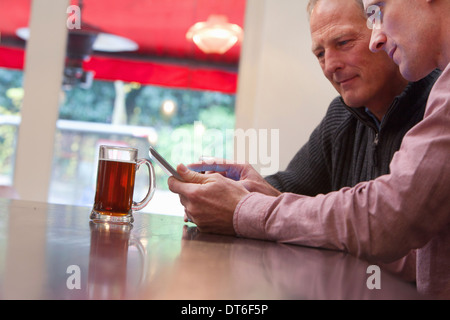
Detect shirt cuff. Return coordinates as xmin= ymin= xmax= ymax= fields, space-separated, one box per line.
xmin=233 ymin=192 xmax=277 ymax=240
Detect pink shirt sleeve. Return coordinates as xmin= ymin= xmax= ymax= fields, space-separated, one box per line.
xmin=234 ymin=65 xmax=450 ymax=265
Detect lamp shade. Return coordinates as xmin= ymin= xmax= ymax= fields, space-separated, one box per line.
xmin=186 ymin=15 xmax=243 ymax=54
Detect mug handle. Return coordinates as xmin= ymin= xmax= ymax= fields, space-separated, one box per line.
xmin=132 ymin=159 xmax=156 ymax=211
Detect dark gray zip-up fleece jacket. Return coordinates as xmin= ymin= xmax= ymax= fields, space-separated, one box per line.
xmin=266 ymin=70 xmax=441 ymax=196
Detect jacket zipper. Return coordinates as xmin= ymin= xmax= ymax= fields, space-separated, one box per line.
xmin=373 ymin=133 xmax=379 ymax=168
xmin=345 ymin=98 xmax=399 ymax=173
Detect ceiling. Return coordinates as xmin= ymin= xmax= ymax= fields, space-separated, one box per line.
xmin=0 ymin=0 xmax=246 ymax=93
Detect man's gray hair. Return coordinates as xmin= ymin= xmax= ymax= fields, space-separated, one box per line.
xmin=307 ymin=0 xmax=365 ymax=16
xmin=306 ymin=0 xmax=320 ymax=16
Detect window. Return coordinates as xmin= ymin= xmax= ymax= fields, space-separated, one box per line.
xmin=1 ymin=0 xmax=244 ymax=214
xmin=48 ymin=79 xmax=236 ymax=216
xmin=0 ymin=68 xmax=23 ymax=186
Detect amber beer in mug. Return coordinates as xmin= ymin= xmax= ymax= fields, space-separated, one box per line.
xmin=90 ymin=145 xmax=156 ymax=224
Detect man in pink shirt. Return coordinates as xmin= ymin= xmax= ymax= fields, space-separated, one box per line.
xmin=169 ymin=0 xmax=450 ymax=298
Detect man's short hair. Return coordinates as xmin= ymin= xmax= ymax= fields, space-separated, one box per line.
xmin=307 ymin=0 xmax=365 ymax=17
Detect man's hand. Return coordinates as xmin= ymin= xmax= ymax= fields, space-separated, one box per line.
xmin=188 ymin=158 xmax=281 ymax=197
xmin=168 ymin=164 xmax=250 ymax=235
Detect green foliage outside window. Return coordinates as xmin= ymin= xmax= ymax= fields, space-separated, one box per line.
xmin=0 ymin=69 xmax=23 ymax=181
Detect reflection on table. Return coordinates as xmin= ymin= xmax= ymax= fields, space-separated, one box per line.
xmin=0 ymin=198 xmax=424 ymax=300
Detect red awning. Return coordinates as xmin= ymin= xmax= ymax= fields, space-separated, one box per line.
xmin=84 ymin=55 xmax=238 ymax=93
xmin=0 ymin=0 xmax=245 ymax=93
xmin=0 ymin=46 xmax=25 ymax=70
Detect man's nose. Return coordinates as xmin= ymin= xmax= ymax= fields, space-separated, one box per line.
xmin=369 ymin=28 xmax=387 ymax=53
xmin=324 ymin=51 xmax=344 ymax=75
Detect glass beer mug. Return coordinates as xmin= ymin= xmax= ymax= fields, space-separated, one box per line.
xmin=90 ymin=145 xmax=156 ymax=224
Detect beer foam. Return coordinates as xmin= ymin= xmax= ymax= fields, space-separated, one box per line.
xmin=99 ymin=158 xmax=135 ymax=164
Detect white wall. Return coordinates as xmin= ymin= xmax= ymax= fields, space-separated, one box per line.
xmin=235 ymin=0 xmax=337 ymax=174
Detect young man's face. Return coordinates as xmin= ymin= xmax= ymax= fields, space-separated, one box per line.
xmin=363 ymin=0 xmax=438 ymax=81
